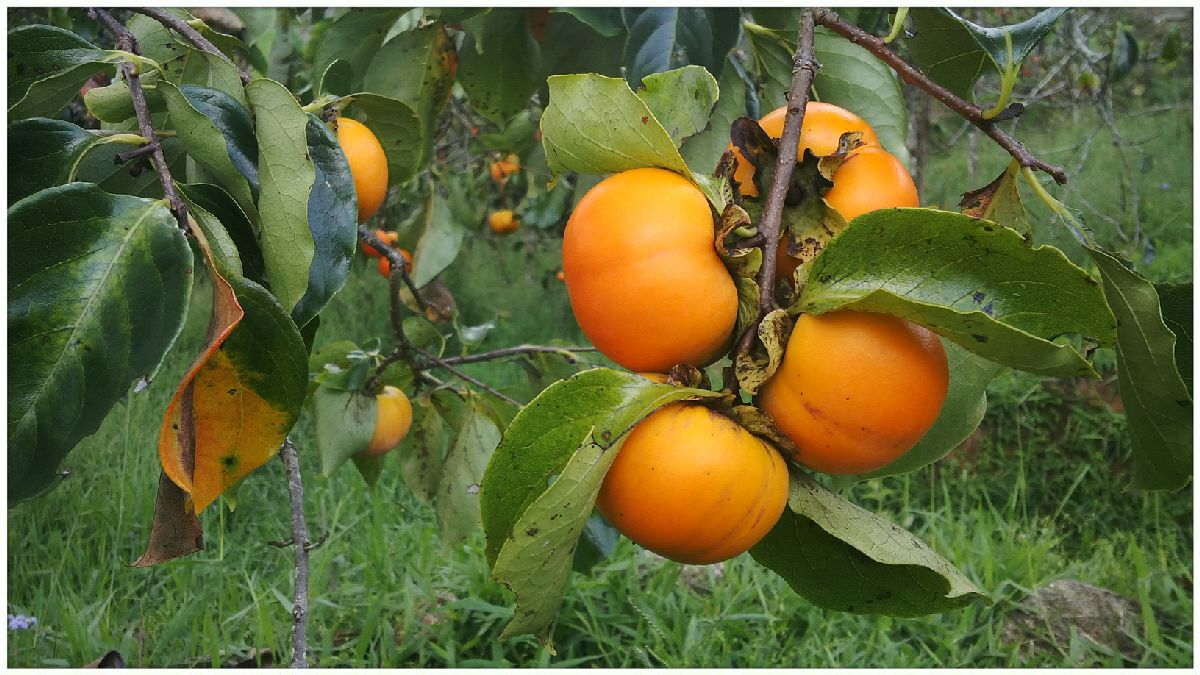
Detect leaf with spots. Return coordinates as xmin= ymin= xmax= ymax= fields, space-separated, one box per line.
xmin=311 ymin=8 xmax=406 ymax=96
xmin=458 ymin=9 xmax=543 ymax=124
xmin=8 ymin=183 xmax=193 ymax=504
xmin=798 ymin=208 xmax=1116 ymax=377
xmin=750 ymin=470 xmax=986 ymax=616
xmin=1089 ymin=248 xmax=1192 ymax=491
xmin=313 ymin=385 xmax=376 ymax=478
xmin=8 ymin=24 xmax=158 ymax=119
xmin=158 ymin=218 xmax=307 ymax=516
xmin=635 ymin=65 xmax=719 ymax=149
xmin=245 ymin=78 xmax=317 ymax=317
xmin=397 ymin=398 xmax=450 ymax=502
xmin=436 ymin=393 xmax=502 ymax=547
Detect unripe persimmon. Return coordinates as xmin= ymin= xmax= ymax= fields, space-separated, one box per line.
xmin=376 ymin=249 xmax=413 ymax=277
xmin=488 ymin=209 xmax=520 ymax=235
xmin=597 ymin=403 xmax=789 ymax=564
xmin=563 ymin=168 xmax=737 ymax=373
xmin=758 ymin=311 xmax=949 ymax=474
xmin=358 ymin=386 xmax=414 ymax=457
xmin=336 ymin=117 xmax=389 ymax=223
xmin=362 ymin=228 xmax=399 ymax=259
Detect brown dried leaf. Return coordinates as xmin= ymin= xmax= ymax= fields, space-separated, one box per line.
xmin=131 ymin=472 xmax=203 ymax=567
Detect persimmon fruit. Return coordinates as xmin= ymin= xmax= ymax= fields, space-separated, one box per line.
xmin=758 ymin=311 xmax=949 ymax=474
xmin=562 ymin=168 xmax=737 ymax=373
xmin=596 ymin=403 xmax=789 ymax=564
xmin=336 ymin=117 xmax=389 ymax=223
xmin=358 ymin=386 xmax=414 ymax=457
xmin=376 ymin=249 xmax=413 ymax=278
xmin=362 ymin=228 xmax=398 ymax=259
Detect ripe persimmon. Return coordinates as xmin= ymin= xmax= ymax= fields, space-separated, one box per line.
xmin=336 ymin=117 xmax=389 ymax=223
xmin=758 ymin=311 xmax=949 ymax=474
xmin=362 ymin=228 xmax=399 ymax=259
xmin=488 ymin=209 xmax=520 ymax=235
xmin=376 ymin=248 xmax=413 ymax=277
xmin=597 ymin=403 xmax=789 ymax=564
xmin=358 ymin=386 xmax=414 ymax=457
xmin=490 ymin=153 xmax=521 ymax=183
xmin=562 ymin=168 xmax=737 ymax=373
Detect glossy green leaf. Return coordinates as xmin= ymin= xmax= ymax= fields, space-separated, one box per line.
xmin=177 ymin=183 xmax=265 ymax=287
xmin=540 ymin=73 xmax=691 ymax=178
xmin=437 ymin=394 xmax=502 ymax=546
xmin=9 ymin=183 xmax=193 ymax=503
xmin=907 ymin=8 xmax=1068 ymax=100
xmin=411 ymin=193 xmax=465 ymax=289
xmin=8 ymin=118 xmax=142 ymax=204
xmin=8 ymin=24 xmax=156 ymax=119
xmin=346 ymin=93 xmax=423 ymax=187
xmin=1089 ymin=249 xmax=1192 ymax=491
xmin=291 ymin=114 xmax=357 ymax=328
xmin=636 ymin=65 xmax=720 ymax=148
xmin=622 ymin=8 xmax=739 ymax=89
xmin=245 ymin=78 xmax=317 ymax=316
xmin=480 ymin=367 xmax=721 ymax=566
xmin=538 ymin=11 xmax=626 ymax=80
xmin=1156 ymin=282 xmax=1192 ymax=395
xmin=553 ymin=8 xmax=625 ymax=37
xmin=751 ymin=471 xmax=986 ymax=616
xmin=799 ymin=209 xmax=1116 ymax=376
xmin=74 ymin=137 xmax=187 ymax=199
xmin=314 ymin=386 xmax=377 ymax=477
xmin=458 ymin=9 xmax=542 ymax=123
xmin=311 ymin=9 xmax=406 ymax=95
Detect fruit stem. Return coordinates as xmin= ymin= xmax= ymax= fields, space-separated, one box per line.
xmin=812 ymin=8 xmax=1068 ymax=185
xmin=882 ymin=8 xmax=909 ymax=44
xmin=732 ymin=8 xmax=820 ymax=389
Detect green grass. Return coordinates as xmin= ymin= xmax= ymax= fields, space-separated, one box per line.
xmin=7 ymin=105 xmax=1193 ymax=667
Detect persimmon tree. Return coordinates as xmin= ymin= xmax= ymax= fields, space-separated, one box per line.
xmin=7 ymin=6 xmax=1191 ymax=666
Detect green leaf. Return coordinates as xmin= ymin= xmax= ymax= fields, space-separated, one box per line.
xmin=177 ymin=183 xmax=265 ymax=287
xmin=1156 ymin=282 xmax=1192 ymax=395
xmin=572 ymin=513 xmax=621 ymax=573
xmin=158 ymin=83 xmax=259 ymax=219
xmin=74 ymin=137 xmax=187 ymax=199
xmin=436 ymin=394 xmax=502 ymax=546
xmin=750 ymin=471 xmax=986 ymax=616
xmin=681 ymin=57 xmax=747 ymax=174
xmin=907 ymin=8 xmax=1068 ymax=100
xmin=180 ymin=190 xmax=244 ymax=280
xmin=622 ymin=8 xmax=738 ymax=88
xmin=362 ymin=23 xmax=456 ymax=171
xmin=291 ymin=114 xmax=357 ymax=328
xmin=397 ymin=400 xmax=449 ymax=502
xmin=9 ymin=183 xmax=193 ymax=503
xmin=245 ymin=78 xmax=317 ymax=316
xmin=848 ymin=341 xmax=1002 ymax=483
xmin=960 ymin=162 xmax=1032 ymax=238
xmin=458 ymin=9 xmax=542 ymax=123
xmin=345 ymin=93 xmax=423 ymax=187
xmin=636 ymin=65 xmax=720 ymax=148
xmin=8 ymin=118 xmax=141 ymax=204
xmin=538 ymin=12 xmax=626 ymax=80
xmin=1089 ymin=249 xmax=1192 ymax=491
xmin=799 ymin=209 xmax=1116 ymax=377
xmin=311 ymin=9 xmax=406 ymax=95
xmin=480 ymin=367 xmax=720 ymax=566
xmin=314 ymin=386 xmax=377 ymax=476
xmin=8 ymin=24 xmax=156 ymax=119
xmin=411 ymin=192 xmax=465 ymax=289
xmin=553 ymin=8 xmax=625 ymax=37
xmin=540 ymin=73 xmax=691 ymax=178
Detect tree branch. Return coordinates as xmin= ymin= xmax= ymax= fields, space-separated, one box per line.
xmin=357 ymin=226 xmax=428 ymax=314
xmin=733 ymin=9 xmax=819 ymax=376
xmin=278 ymin=439 xmax=310 ymax=669
xmin=415 ymin=347 xmax=524 ymax=408
xmin=88 ymin=8 xmax=189 ymax=228
xmin=437 ymin=345 xmax=596 ymax=366
xmin=812 ymin=8 xmax=1068 ymax=185
xmin=129 ymin=7 xmax=252 ymax=84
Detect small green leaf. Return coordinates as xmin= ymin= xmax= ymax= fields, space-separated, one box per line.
xmin=411 ymin=192 xmax=466 ymax=289
xmin=636 ymin=65 xmax=720 ymax=148
xmin=553 ymin=8 xmax=625 ymax=37
xmin=9 ymin=183 xmax=193 ymax=503
xmin=314 ymin=386 xmax=377 ymax=476
xmin=8 ymin=24 xmax=157 ymax=119
xmin=680 ymin=57 xmax=747 ymax=174
xmin=1089 ymin=248 xmax=1192 ymax=491
xmin=436 ymin=394 xmax=502 ymax=546
xmin=177 ymin=183 xmax=265 ymax=287
xmin=245 ymin=78 xmax=317 ymax=316
xmin=458 ymin=9 xmax=542 ymax=123
xmin=751 ymin=471 xmax=986 ymax=616
xmin=540 ymin=73 xmax=692 ymax=178
xmin=799 ymin=209 xmax=1116 ymax=376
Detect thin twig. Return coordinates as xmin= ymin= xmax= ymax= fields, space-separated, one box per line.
xmin=437 ymin=345 xmax=597 ymax=366
xmin=357 ymin=226 xmax=428 ymax=314
xmin=1097 ymin=93 xmax=1139 ymax=244
xmin=733 ymin=9 xmax=819 ymax=374
xmin=88 ymin=9 xmax=189 ymax=227
xmin=415 ymin=347 xmax=524 ymax=407
xmin=278 ymin=439 xmax=310 ymax=669
xmin=812 ymin=8 xmax=1068 ymax=184
xmin=129 ymin=7 xmax=251 ymax=84
xmin=114 ymin=142 xmax=159 ymax=164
